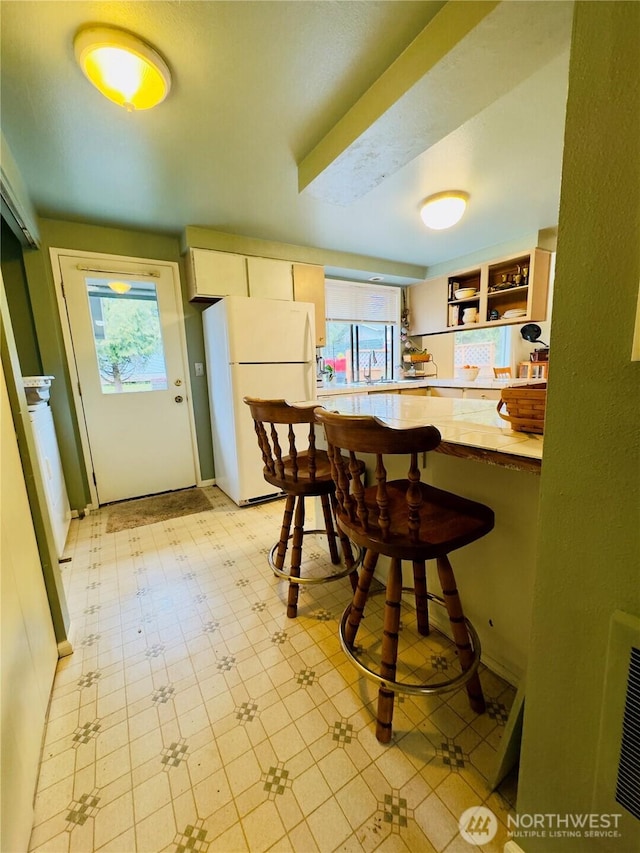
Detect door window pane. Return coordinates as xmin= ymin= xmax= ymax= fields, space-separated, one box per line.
xmin=86 ymin=278 xmax=168 ymax=393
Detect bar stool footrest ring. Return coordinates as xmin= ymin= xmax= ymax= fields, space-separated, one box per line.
xmin=268 ymin=530 xmax=362 ymax=584
xmin=338 ymin=587 xmax=481 ymax=695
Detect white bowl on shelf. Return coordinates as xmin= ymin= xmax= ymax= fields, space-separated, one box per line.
xmin=503 ymin=309 xmax=527 ymax=318
xmin=454 ymin=287 xmax=477 ymax=300
xmin=458 ymin=367 xmax=479 ymax=381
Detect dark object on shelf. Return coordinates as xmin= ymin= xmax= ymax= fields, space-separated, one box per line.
xmin=531 ymin=348 xmax=549 ymax=362
xmin=490 ymin=281 xmax=518 ymax=292
xmin=520 ymin=323 xmax=549 ymax=347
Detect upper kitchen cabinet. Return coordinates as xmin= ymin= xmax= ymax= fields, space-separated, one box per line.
xmin=185 ymin=248 xmax=296 ymax=302
xmin=185 ymin=248 xmax=248 ymax=300
xmin=409 ymin=248 xmax=551 ymax=335
xmin=408 ymin=274 xmax=448 ymax=335
xmin=292 ymin=263 xmax=326 ymax=347
xmin=246 ymin=257 xmax=293 ymax=301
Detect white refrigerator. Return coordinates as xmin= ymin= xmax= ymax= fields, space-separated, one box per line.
xmin=203 ymin=296 xmax=316 ymax=505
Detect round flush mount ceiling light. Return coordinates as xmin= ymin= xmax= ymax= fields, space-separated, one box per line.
xmin=420 ymin=191 xmax=469 ymax=230
xmin=74 ymin=26 xmax=171 ymax=111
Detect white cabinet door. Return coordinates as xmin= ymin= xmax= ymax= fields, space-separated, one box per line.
xmin=408 ymin=276 xmax=448 ymax=334
xmin=247 ymin=257 xmax=293 ymax=300
xmin=464 ymin=388 xmax=501 ymax=400
xmin=186 ymin=248 xmax=248 ymax=299
xmin=429 ymin=387 xmax=463 ymax=398
xmin=292 ymin=262 xmax=326 ymax=345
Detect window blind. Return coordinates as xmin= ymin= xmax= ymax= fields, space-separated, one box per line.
xmin=325 ymin=280 xmax=400 ymax=323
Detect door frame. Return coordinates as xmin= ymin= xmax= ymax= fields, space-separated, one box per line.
xmin=50 ymin=247 xmax=201 ymax=510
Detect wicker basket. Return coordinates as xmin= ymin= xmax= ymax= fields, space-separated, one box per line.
xmin=497 ymin=383 xmax=547 ymax=434
xmin=403 ymin=352 xmax=432 ymax=363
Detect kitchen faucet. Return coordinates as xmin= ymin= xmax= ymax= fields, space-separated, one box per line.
xmin=364 ymin=350 xmax=377 ymax=384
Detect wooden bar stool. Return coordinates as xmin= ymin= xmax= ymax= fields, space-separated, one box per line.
xmin=244 ymin=397 xmax=361 ymax=618
xmin=315 ymin=408 xmax=495 ymax=743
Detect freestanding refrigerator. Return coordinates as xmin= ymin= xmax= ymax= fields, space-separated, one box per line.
xmin=203 ymin=296 xmax=316 ymax=505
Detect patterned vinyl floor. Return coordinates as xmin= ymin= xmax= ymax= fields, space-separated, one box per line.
xmin=28 ymin=486 xmax=517 ymax=853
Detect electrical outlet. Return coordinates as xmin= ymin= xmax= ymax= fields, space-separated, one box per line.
xmin=195 ymin=362 xmax=204 ymax=377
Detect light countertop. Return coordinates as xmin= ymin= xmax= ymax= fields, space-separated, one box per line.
xmin=309 ymin=391 xmax=543 ymax=470
xmin=316 ymin=377 xmax=545 ymax=396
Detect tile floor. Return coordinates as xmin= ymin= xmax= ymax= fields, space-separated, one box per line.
xmin=29 ymin=486 xmax=517 ymax=853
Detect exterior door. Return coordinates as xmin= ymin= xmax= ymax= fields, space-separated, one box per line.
xmin=59 ymin=255 xmax=197 ymax=504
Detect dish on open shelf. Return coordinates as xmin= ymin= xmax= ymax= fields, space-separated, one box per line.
xmin=454 ymin=287 xmax=478 ymax=299
xmin=502 ymin=309 xmax=527 ymax=318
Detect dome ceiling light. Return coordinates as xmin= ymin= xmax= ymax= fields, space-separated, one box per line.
xmin=74 ymin=26 xmax=171 ymax=111
xmin=420 ymin=191 xmax=469 ymax=230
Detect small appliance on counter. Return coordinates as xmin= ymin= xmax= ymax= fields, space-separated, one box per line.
xmin=519 ymin=324 xmax=549 ymax=379
xmin=521 ymin=323 xmax=549 ymax=361
xmin=530 ymin=347 xmax=549 ymax=362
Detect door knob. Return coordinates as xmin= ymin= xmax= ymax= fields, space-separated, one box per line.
xmin=175 ymin=395 xmax=184 ymax=403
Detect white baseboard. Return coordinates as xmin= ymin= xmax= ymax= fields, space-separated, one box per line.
xmin=427 ymin=608 xmax=521 ymax=688
xmin=504 ymin=840 xmax=526 ymax=853
xmin=70 ymin=502 xmax=96 ymax=518
xmin=198 ymin=478 xmax=216 ymax=487
xmin=77 ymin=502 xmax=98 ymax=516
xmin=57 ymin=620 xmax=75 ymax=657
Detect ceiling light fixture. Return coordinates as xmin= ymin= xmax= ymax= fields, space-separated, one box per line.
xmin=74 ymin=26 xmax=171 ymax=111
xmin=108 ymin=281 xmax=132 ymax=294
xmin=420 ymin=191 xmax=469 ymax=230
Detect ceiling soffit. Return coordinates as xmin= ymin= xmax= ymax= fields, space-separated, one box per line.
xmin=299 ymin=0 xmax=574 ymax=205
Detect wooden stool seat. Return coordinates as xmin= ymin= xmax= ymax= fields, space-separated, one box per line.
xmin=244 ymin=397 xmax=361 ymax=618
xmin=338 ymin=478 xmax=494 ymax=560
xmin=261 ymin=449 xmax=336 ymax=496
xmin=315 ymin=407 xmax=494 ymax=743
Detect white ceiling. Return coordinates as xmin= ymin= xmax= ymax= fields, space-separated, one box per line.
xmin=0 ymin=1 xmax=572 ymax=279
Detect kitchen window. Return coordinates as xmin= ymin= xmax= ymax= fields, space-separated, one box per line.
xmin=454 ymin=326 xmax=511 ymax=376
xmin=323 ymin=280 xmax=400 ymax=383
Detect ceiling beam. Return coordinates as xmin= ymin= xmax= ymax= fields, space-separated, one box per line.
xmin=299 ymin=0 xmax=574 ymax=205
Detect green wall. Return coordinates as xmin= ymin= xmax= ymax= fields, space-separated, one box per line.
xmin=21 ymin=218 xmax=214 ymax=509
xmin=1 ymin=219 xmax=42 ymax=375
xmin=517 ymin=3 xmax=640 ymax=849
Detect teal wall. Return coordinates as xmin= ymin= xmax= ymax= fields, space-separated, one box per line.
xmin=20 ymin=218 xmax=215 ymax=509
xmin=517 ymin=3 xmax=640 ymax=848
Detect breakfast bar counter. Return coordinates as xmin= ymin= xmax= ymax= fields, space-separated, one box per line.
xmin=314 ymin=392 xmax=543 ymax=474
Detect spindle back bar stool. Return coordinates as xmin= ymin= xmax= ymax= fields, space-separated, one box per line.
xmin=244 ymin=397 xmax=361 ymax=618
xmin=314 ymin=407 xmax=495 ymax=743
